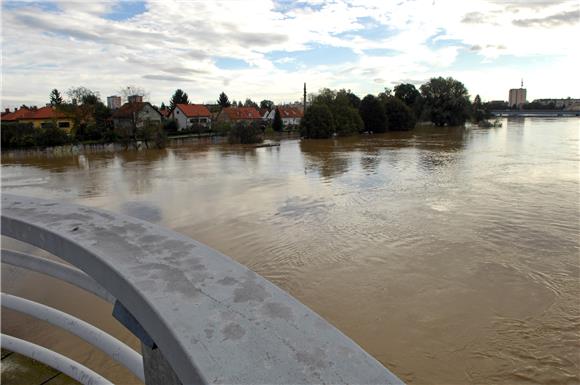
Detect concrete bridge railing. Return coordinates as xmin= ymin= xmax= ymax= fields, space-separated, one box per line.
xmin=1 ymin=194 xmax=403 ymax=385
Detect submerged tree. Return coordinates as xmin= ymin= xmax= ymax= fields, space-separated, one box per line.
xmin=359 ymin=95 xmax=387 ymax=133
xmin=300 ymin=104 xmax=335 ymax=139
xmin=420 ymin=77 xmax=471 ymax=126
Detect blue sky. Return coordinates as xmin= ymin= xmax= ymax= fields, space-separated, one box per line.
xmin=1 ymin=0 xmax=578 ymax=107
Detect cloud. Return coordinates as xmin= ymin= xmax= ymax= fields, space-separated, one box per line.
xmin=1 ymin=0 xmax=578 ymax=107
xmin=513 ymin=9 xmax=580 ymax=27
xmin=461 ymin=11 xmax=495 ymax=24
xmin=142 ymin=74 xmax=194 ymax=82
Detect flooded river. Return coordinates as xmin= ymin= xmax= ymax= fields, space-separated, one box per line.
xmin=2 ymin=117 xmax=579 ymax=384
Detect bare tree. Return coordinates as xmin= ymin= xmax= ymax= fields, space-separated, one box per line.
xmin=119 ymin=85 xmax=149 ymax=102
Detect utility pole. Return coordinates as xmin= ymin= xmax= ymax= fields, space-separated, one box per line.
xmin=303 ymin=83 xmax=307 ymax=112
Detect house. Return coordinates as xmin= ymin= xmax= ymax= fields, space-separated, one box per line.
xmin=111 ymin=102 xmax=162 ymax=131
xmin=1 ymin=106 xmax=75 ymax=132
xmin=265 ymin=106 xmax=303 ymax=127
xmin=216 ymin=107 xmax=262 ymax=123
xmin=171 ymin=104 xmax=212 ymax=131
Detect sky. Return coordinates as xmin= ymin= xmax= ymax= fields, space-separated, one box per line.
xmin=1 ymin=0 xmax=579 ymax=108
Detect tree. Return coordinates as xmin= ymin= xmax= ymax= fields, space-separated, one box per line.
xmin=169 ymin=89 xmax=190 ymax=110
xmin=237 ymin=101 xmax=243 ymax=107
xmin=272 ymin=108 xmax=283 ymax=132
xmin=49 ymin=89 xmax=63 ymax=106
xmin=394 ymin=83 xmax=420 ymax=108
xmin=160 ymin=102 xmax=167 ymax=110
xmin=218 ymin=92 xmax=231 ymax=108
xmin=300 ymin=104 xmax=335 ymax=139
xmin=119 ymin=85 xmax=148 ymax=101
xmin=359 ymin=95 xmax=387 ymax=133
xmin=244 ymin=98 xmax=258 ymax=108
xmin=333 ymin=106 xmax=363 ymax=136
xmin=67 ymin=86 xmax=100 ymax=105
xmin=420 ymin=77 xmax=471 ymax=126
xmin=260 ymin=100 xmax=274 ymax=110
xmin=383 ymin=97 xmax=416 ymax=131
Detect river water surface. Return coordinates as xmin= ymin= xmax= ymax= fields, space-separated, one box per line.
xmin=2 ymin=118 xmax=579 ymax=384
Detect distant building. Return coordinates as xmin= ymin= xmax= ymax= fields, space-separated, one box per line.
xmin=216 ymin=107 xmax=262 ymax=123
xmin=532 ymin=98 xmax=580 ymax=109
xmin=127 ymin=95 xmax=143 ymax=104
xmin=107 ymin=96 xmax=122 ymax=110
xmin=171 ymin=104 xmax=212 ymax=131
xmin=509 ymin=80 xmax=527 ymax=109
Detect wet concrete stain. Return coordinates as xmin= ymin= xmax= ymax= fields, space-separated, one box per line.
xmin=222 ymin=322 xmax=245 ymax=341
xmin=233 ymin=279 xmax=270 ymax=303
xmin=262 ymin=302 xmax=294 ymax=321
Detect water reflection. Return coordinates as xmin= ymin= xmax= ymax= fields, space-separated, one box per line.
xmin=300 ymin=139 xmax=351 ymax=180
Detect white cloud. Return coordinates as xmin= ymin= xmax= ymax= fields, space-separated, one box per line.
xmin=1 ymin=0 xmax=578 ymax=108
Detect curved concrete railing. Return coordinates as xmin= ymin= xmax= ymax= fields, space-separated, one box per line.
xmin=1 ymin=194 xmax=403 ymax=384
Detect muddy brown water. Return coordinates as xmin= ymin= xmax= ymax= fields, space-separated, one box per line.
xmin=2 ymin=118 xmax=579 ymax=384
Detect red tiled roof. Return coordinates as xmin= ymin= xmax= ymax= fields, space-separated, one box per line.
xmin=112 ymin=102 xmax=161 ymax=119
xmin=176 ymin=104 xmax=211 ymax=117
xmin=1 ymin=106 xmax=71 ymax=121
xmin=222 ymin=107 xmax=261 ymax=120
xmin=277 ymin=107 xmax=303 ymax=119
xmin=1 ymin=107 xmax=32 ymax=121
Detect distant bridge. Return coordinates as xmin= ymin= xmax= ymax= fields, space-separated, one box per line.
xmin=490 ymin=110 xmax=580 ymax=117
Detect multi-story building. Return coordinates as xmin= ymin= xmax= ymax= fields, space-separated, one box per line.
xmin=509 ymin=80 xmax=527 ymax=109
xmin=127 ymin=95 xmax=143 ymax=104
xmin=107 ymin=96 xmax=122 ymax=110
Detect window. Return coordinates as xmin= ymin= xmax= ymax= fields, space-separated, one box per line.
xmin=58 ymin=121 xmax=70 ymax=128
xmin=40 ymin=122 xmax=53 ymax=129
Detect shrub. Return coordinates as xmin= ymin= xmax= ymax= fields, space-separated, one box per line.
xmin=228 ymin=121 xmax=263 ymax=144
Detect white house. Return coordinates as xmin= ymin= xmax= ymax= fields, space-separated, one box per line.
xmin=171 ymin=104 xmax=212 ymax=131
xmin=265 ymin=106 xmax=303 ymax=127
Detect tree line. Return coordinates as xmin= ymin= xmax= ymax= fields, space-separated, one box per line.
xmin=301 ymin=76 xmax=487 ymax=139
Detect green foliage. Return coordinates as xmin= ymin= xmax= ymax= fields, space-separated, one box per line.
xmin=217 ymin=92 xmax=231 ymax=108
xmin=49 ymin=89 xmax=63 ymax=106
xmin=483 ymin=100 xmax=509 ymax=110
xmin=333 ymin=106 xmax=363 ymax=136
xmin=308 ymin=88 xmax=362 ymax=137
xmin=359 ymin=95 xmax=387 ymax=133
xmin=420 ymin=77 xmax=471 ymax=126
xmin=228 ymin=121 xmax=263 ymax=144
xmin=471 ymin=94 xmax=492 ymax=123
xmin=260 ymin=100 xmax=274 ymax=110
xmin=300 ymin=104 xmax=335 ymax=139
xmin=244 ymin=98 xmax=259 ymax=108
xmin=214 ymin=121 xmax=232 ymax=136
xmin=394 ymin=83 xmax=420 ymax=107
xmin=163 ymin=119 xmax=178 ymax=134
xmin=169 ymin=89 xmax=189 ymax=110
xmin=1 ymin=122 xmax=35 ymax=148
xmin=36 ymin=124 xmax=71 ymax=147
xmin=272 ymin=108 xmax=283 ymax=132
xmin=383 ymin=97 xmax=416 ymax=131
